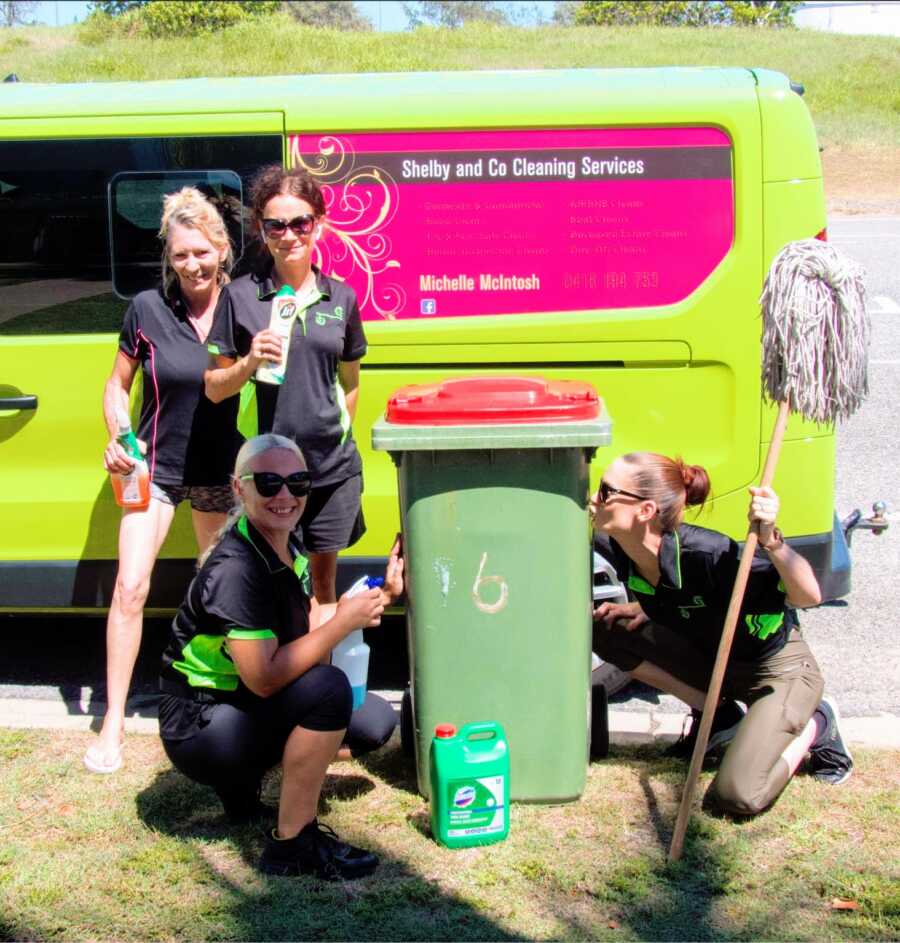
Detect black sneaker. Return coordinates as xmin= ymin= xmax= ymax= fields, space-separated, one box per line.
xmin=808 ymin=697 xmax=853 ymax=785
xmin=259 ymin=820 xmax=379 ymax=881
xmin=665 ymin=700 xmax=746 ymax=759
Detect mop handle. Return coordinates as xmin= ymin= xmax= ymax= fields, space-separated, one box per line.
xmin=668 ymin=400 xmax=791 ymax=862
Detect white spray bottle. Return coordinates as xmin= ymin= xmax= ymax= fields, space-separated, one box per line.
xmin=332 ymin=575 xmax=383 ymax=711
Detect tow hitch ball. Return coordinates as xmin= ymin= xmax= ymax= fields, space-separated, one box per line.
xmin=842 ymin=501 xmax=889 ymax=546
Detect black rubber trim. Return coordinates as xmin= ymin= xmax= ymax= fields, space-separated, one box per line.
xmin=0 ymin=395 xmax=37 ymax=409
xmin=0 ymin=518 xmax=849 ymax=611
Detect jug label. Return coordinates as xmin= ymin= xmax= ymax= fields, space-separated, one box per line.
xmin=446 ymin=775 xmax=506 ymax=837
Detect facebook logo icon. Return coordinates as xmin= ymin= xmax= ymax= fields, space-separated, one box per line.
xmin=420 ymin=299 xmax=437 ymax=315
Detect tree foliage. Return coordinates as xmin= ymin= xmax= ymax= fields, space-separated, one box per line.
xmin=281 ymin=1 xmax=371 ymax=30
xmin=87 ymin=1 xmax=147 ymax=15
xmin=570 ymin=1 xmax=799 ymax=28
xmin=0 ymin=0 xmax=38 ymax=27
xmin=404 ymin=1 xmax=539 ymax=28
xmin=82 ymin=1 xmax=283 ymax=39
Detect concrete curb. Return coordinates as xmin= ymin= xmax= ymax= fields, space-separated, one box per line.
xmin=2 ymin=693 xmax=898 ymax=749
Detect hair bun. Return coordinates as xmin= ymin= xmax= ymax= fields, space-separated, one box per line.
xmin=680 ymin=461 xmax=711 ymax=506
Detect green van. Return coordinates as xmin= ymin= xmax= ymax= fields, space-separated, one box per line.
xmin=0 ymin=67 xmax=851 ymax=611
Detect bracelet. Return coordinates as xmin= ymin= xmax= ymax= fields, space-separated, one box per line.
xmin=760 ymin=527 xmax=784 ymax=552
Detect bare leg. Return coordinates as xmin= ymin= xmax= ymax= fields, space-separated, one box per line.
xmin=89 ymin=499 xmax=175 ymax=767
xmin=631 ymin=660 xmax=707 ymax=711
xmin=191 ymin=509 xmax=227 ymax=556
xmin=277 ymin=725 xmax=345 ymax=838
xmin=309 ymin=550 xmax=338 ymax=605
xmin=781 ymin=717 xmax=818 ymax=775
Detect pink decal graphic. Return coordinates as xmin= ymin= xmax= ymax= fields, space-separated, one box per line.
xmin=289 ymin=128 xmax=733 ymax=321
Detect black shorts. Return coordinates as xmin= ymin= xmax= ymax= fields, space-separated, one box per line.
xmin=297 ymin=473 xmax=365 ymax=553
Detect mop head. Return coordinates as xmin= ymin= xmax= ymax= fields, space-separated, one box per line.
xmin=760 ymin=239 xmax=870 ymax=425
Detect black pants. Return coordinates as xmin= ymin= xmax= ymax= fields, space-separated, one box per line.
xmin=161 ymin=665 xmax=397 ymax=807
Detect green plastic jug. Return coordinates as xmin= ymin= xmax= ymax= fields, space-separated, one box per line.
xmin=429 ymin=721 xmax=510 ymax=848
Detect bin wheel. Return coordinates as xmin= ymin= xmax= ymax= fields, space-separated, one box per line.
xmin=400 ymin=686 xmax=415 ymax=758
xmin=590 ymin=683 xmax=609 ymax=760
xmin=592 ymin=659 xmax=632 ymax=698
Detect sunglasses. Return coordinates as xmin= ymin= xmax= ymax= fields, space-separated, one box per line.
xmin=240 ymin=471 xmax=313 ymax=498
xmin=261 ymin=215 xmax=317 ymax=238
xmin=598 ymin=480 xmax=647 ymax=504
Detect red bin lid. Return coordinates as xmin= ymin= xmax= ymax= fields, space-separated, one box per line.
xmin=384 ymin=376 xmax=600 ymax=425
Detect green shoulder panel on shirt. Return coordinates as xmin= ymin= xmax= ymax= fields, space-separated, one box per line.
xmin=226 ymin=627 xmax=277 ymax=641
xmin=207 ymin=342 xmax=220 ymax=356
xmin=672 ymin=530 xmax=683 ymax=589
xmin=237 ymin=381 xmax=259 ymax=440
xmin=293 ymin=554 xmax=312 ymax=595
xmin=334 ymin=378 xmax=351 ymax=445
xmin=627 ymin=573 xmax=656 ymax=596
xmin=744 ymin=612 xmax=784 ymax=640
xmin=172 ymin=634 xmax=240 ymax=691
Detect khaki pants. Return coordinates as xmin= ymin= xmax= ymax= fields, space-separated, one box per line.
xmin=594 ymin=622 xmax=824 ymax=815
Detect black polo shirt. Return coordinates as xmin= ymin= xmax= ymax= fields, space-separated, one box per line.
xmin=595 ymin=523 xmax=795 ymax=663
xmin=207 ymin=265 xmax=367 ymax=487
xmin=159 ymin=515 xmax=312 ymax=740
xmin=119 ymin=287 xmax=241 ymax=487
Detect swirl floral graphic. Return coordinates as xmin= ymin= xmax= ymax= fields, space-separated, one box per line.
xmin=289 ymin=134 xmax=404 ymax=320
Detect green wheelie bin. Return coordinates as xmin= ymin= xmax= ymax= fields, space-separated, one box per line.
xmin=372 ymin=376 xmax=612 ymax=802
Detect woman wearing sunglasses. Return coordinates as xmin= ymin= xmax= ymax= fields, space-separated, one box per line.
xmin=205 ymin=165 xmax=367 ymax=609
xmin=158 ymin=433 xmax=403 ymax=880
xmin=591 ymin=452 xmax=852 ymax=816
xmin=84 ymin=188 xmax=241 ymax=775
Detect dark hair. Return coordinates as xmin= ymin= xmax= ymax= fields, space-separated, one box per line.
xmin=620 ymin=452 xmax=710 ymax=532
xmin=248 ymin=165 xmax=326 ymax=225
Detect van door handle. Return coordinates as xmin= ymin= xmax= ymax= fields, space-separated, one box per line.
xmin=0 ymin=395 xmax=38 ymax=410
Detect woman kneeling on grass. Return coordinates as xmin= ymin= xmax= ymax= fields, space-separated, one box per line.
xmin=591 ymin=452 xmax=853 ymax=817
xmin=158 ymin=433 xmax=403 ymax=880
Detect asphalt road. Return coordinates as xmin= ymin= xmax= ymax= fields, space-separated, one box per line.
xmin=1 ymin=216 xmax=897 ymax=720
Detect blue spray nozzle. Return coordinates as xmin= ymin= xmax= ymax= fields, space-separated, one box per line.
xmin=346 ymin=575 xmax=385 ymax=597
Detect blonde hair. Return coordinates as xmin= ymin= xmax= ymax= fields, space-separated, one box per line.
xmin=159 ymin=187 xmax=233 ymax=297
xmin=197 ymin=434 xmax=307 ymax=567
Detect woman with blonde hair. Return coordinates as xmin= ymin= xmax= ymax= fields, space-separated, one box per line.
xmin=84 ymin=188 xmax=242 ymax=774
xmin=159 ymin=433 xmax=403 ymax=880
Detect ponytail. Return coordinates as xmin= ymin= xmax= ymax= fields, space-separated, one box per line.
xmin=621 ymin=452 xmax=711 ymax=532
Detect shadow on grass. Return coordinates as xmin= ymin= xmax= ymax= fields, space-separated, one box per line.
xmin=132 ymin=762 xmax=520 ymax=942
xmin=354 ymin=731 xmax=420 ymax=796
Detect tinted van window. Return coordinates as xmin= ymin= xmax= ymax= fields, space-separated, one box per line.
xmin=109 ymin=170 xmax=244 ymax=298
xmin=0 ymin=135 xmax=281 ymax=335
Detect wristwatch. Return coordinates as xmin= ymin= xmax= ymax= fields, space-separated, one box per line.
xmin=760 ymin=527 xmax=784 ymax=552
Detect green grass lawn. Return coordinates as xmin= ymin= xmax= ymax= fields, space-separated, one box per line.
xmin=1 ymin=728 xmax=897 ymax=941
xmin=1 ymin=19 xmax=898 ymax=150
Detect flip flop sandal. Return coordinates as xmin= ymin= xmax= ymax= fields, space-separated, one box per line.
xmin=83 ymin=742 xmax=124 ymax=775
